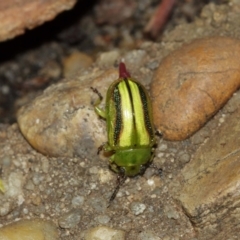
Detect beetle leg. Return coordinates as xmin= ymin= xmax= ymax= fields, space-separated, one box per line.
xmin=97 ymin=144 xmax=105 ymax=155
xmin=90 ymin=87 xmax=106 ymax=119
xmin=98 ymin=143 xmax=115 ymax=157
xmin=103 ymin=144 xmax=116 ymax=157
xmin=108 ymin=172 xmax=127 ymax=207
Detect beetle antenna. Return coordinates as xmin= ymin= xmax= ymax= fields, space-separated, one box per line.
xmin=119 ymin=62 xmax=131 ymax=78
xmin=107 ymin=174 xmax=127 ymax=208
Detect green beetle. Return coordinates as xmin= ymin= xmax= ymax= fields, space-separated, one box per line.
xmin=91 ymin=62 xmax=157 ymax=202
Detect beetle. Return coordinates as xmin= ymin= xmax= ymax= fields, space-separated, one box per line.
xmin=91 ymin=62 xmax=157 ymax=203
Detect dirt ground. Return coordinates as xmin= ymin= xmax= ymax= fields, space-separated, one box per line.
xmin=1 ymin=1 xmax=240 ymax=239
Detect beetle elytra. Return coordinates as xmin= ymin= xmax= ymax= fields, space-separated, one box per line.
xmin=91 ymin=62 xmax=157 ymax=203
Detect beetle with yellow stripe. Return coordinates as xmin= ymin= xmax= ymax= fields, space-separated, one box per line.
xmin=91 ymin=62 xmax=157 ymax=203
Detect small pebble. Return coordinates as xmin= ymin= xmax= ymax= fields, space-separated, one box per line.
xmin=63 ymin=51 xmax=93 ymax=78
xmin=71 ymin=196 xmax=84 ymax=208
xmin=146 ymin=60 xmax=159 ymax=70
xmin=31 ymin=195 xmax=42 ymax=206
xmin=58 ymin=209 xmax=82 ymax=229
xmin=144 ymin=168 xmax=155 ymax=179
xmin=157 ymin=152 xmax=164 ymax=158
xmin=24 ymin=180 xmax=35 ymax=191
xmin=191 ymin=128 xmax=210 ymax=145
xmin=89 ymin=166 xmax=99 ymax=174
xmin=124 ymin=50 xmax=146 ymax=66
xmin=138 ymin=229 xmax=161 ymax=240
xmin=7 ymin=172 xmax=24 ymax=198
xmin=2 ymin=156 xmax=11 ymax=167
xmin=97 ymin=50 xmax=120 ymax=67
xmin=0 ymin=202 xmax=11 ymax=217
xmin=165 ymin=206 xmax=180 ymax=220
xmin=0 ymin=179 xmax=4 ymax=193
xmin=222 ymin=92 xmax=240 ymax=113
xmin=41 ymin=158 xmax=49 ymax=173
xmin=158 ymin=144 xmax=168 ymax=151
xmin=84 ymin=226 xmax=125 ymax=240
xmin=130 ymin=202 xmax=146 ymax=216
xmin=22 ymin=208 xmax=29 ymax=214
xmin=95 ymin=215 xmax=111 ymax=224
xmin=32 ymin=173 xmax=43 ymax=185
xmin=0 ymin=219 xmax=58 ymax=240
xmin=168 ymin=148 xmax=178 ymax=153
xmin=178 ymin=152 xmax=191 ymax=164
xmin=98 ymin=169 xmax=113 ymax=183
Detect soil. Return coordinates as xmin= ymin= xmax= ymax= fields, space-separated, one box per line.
xmin=0 ymin=1 xmax=237 ymax=240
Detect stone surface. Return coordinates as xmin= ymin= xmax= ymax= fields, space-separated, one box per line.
xmin=151 ymin=36 xmax=240 ymax=141
xmin=58 ymin=209 xmax=81 ymax=229
xmin=97 ymin=50 xmax=121 ymax=68
xmin=63 ymin=51 xmax=93 ymax=78
xmin=172 ymin=106 xmax=240 ymax=235
xmin=17 ymin=69 xmax=118 ymax=157
xmin=0 ymin=0 xmax=77 ymax=42
xmin=0 ymin=219 xmax=58 ymax=240
xmin=5 ymin=1 xmax=240 ymax=240
xmin=130 ymin=202 xmax=146 ymax=216
xmin=84 ymin=226 xmax=126 ymax=240
xmin=0 ymin=179 xmax=4 ymax=193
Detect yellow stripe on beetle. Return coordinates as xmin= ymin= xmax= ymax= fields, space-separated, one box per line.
xmin=117 ymin=80 xmax=134 ymax=147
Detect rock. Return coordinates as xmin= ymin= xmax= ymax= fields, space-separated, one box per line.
xmin=178 ymin=152 xmax=191 ymax=164
xmin=172 ymin=106 xmax=240 ymax=234
xmin=123 ymin=49 xmax=147 ymax=66
xmin=17 ymin=69 xmax=118 ymax=157
xmin=97 ymin=50 xmax=121 ymax=68
xmin=84 ymin=226 xmax=126 ymax=240
xmin=138 ymin=230 xmax=161 ymax=240
xmin=71 ymin=196 xmax=84 ymax=208
xmin=6 ymin=172 xmax=24 ymax=198
xmin=130 ymin=202 xmax=146 ymax=216
xmin=0 ymin=0 xmax=77 ymax=42
xmin=165 ymin=205 xmax=179 ymax=220
xmin=151 ymin=36 xmax=240 ymax=141
xmin=0 ymin=202 xmax=11 ymax=217
xmin=58 ymin=209 xmax=82 ymax=229
xmin=0 ymin=179 xmax=4 ymax=193
xmin=63 ymin=51 xmax=93 ymax=78
xmin=0 ymin=219 xmax=58 ymax=240
xmin=95 ymin=215 xmax=111 ymax=224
